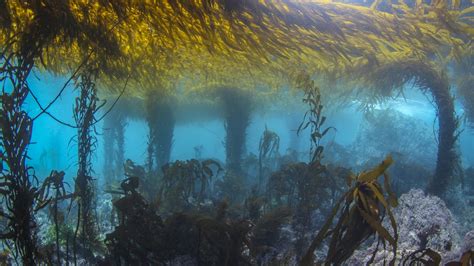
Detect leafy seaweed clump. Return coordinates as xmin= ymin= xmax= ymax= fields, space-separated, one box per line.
xmin=301 ymin=155 xmax=398 ymax=266
xmin=159 ymin=159 xmax=222 ymax=213
xmin=104 ymin=176 xmax=290 ymax=265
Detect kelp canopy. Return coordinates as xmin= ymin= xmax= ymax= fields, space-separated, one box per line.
xmin=0 ymin=0 xmax=472 ymax=94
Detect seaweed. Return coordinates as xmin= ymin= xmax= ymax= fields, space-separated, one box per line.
xmin=267 ymin=162 xmax=308 ymax=208
xmin=449 ymin=250 xmax=474 ymax=266
xmin=218 ymin=88 xmax=253 ymax=175
xmin=144 ymin=91 xmax=175 ymax=173
xmin=104 ymin=190 xmax=165 ymax=264
xmin=404 ymin=248 xmax=442 ymax=265
xmin=215 ymin=171 xmax=249 ymax=206
xmin=0 ymin=9 xmax=110 ymax=259
xmin=301 ymin=155 xmax=398 ymax=266
xmin=0 ymin=47 xmax=42 ymax=264
xmin=258 ymin=126 xmax=280 ymax=189
xmin=452 ymin=47 xmax=474 ymax=127
xmin=295 ymin=73 xmax=334 ymax=164
xmin=367 ymin=60 xmax=461 ymax=198
xmin=251 ymin=208 xmax=292 ymax=261
xmin=266 ymin=162 xmax=344 ymax=213
xmin=72 ymin=67 xmax=103 ymax=255
xmin=244 ymin=187 xmax=265 ymax=221
xmin=266 ymin=160 xmax=348 ymax=260
xmin=105 ymin=176 xmax=254 ymax=265
xmin=39 ymin=170 xmax=71 ymax=264
xmin=102 ymin=101 xmax=127 ymax=189
xmin=159 ymin=159 xmax=222 ymax=213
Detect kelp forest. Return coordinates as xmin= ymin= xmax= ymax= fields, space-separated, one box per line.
xmin=1 ymin=0 xmax=474 ymax=265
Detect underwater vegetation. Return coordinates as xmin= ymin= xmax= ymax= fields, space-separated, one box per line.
xmin=144 ymin=91 xmax=175 ymax=173
xmin=0 ymin=0 xmax=473 ymax=265
xmin=258 ymin=126 xmax=280 ymax=189
xmin=301 ymin=155 xmax=398 ymax=265
xmin=365 ymin=60 xmax=462 ymax=198
xmin=0 ymin=39 xmax=52 ymax=264
xmin=453 ymin=48 xmax=474 ymax=127
xmin=219 ymin=87 xmax=253 ymax=175
xmin=73 ymin=66 xmax=102 ymax=251
xmin=102 ymin=99 xmax=127 ymax=188
xmin=159 ymin=159 xmax=222 ymax=213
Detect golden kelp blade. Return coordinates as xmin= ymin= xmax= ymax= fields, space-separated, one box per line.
xmin=357 ymin=155 xmax=394 ymax=183
xmin=0 ymin=0 xmax=472 ymax=100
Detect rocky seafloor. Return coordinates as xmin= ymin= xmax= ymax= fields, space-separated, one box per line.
xmin=29 ymin=189 xmax=474 ymax=265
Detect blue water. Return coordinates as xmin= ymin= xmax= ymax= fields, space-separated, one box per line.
xmin=25 ymin=73 xmax=474 ymax=186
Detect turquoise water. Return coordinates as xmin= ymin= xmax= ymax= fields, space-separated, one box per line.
xmin=25 ymin=74 xmax=474 ymax=185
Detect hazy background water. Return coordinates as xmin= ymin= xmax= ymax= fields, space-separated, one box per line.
xmin=25 ymin=73 xmax=474 ymax=186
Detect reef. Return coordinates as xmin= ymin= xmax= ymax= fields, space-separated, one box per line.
xmin=348 ymin=189 xmax=464 ymax=264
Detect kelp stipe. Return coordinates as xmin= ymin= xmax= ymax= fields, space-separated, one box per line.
xmin=0 ymin=31 xmax=52 ymax=263
xmin=144 ymin=91 xmax=175 ymax=173
xmin=366 ymin=60 xmax=461 ymax=198
xmin=72 ymin=66 xmax=103 ymax=258
xmin=102 ymin=100 xmax=127 ymax=190
xmin=218 ymin=87 xmax=253 ymax=175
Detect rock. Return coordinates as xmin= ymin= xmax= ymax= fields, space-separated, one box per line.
xmin=36 ymin=209 xmax=53 ymax=245
xmin=348 ymin=189 xmax=461 ymax=265
xmin=96 ymin=192 xmax=115 ymax=238
xmin=462 ymin=230 xmax=474 ymax=253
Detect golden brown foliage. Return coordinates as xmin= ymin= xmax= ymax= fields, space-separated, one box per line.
xmin=0 ymin=0 xmax=472 ymax=97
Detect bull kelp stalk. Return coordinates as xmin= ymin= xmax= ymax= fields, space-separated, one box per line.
xmin=219 ymin=88 xmax=253 ymax=175
xmin=426 ymin=71 xmax=459 ymax=196
xmin=73 ymin=67 xmax=102 ymax=250
xmin=368 ymin=60 xmax=459 ymax=197
xmin=154 ymin=101 xmax=174 ymax=170
xmin=116 ymin=117 xmax=125 ymax=179
xmin=0 ymin=49 xmax=39 ymax=265
xmin=144 ymin=92 xmax=175 ymax=172
xmin=453 ymin=50 xmax=474 ymax=127
xmin=103 ymin=115 xmax=115 ymax=187
xmin=144 ymin=92 xmax=157 ymax=172
xmin=102 ymin=105 xmax=126 ymax=188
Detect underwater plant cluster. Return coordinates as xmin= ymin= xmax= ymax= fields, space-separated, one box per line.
xmin=1 ymin=0 xmax=474 ymax=265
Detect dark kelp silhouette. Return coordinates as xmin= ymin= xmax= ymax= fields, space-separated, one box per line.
xmin=366 ymin=60 xmax=461 ymax=198
xmin=258 ymin=126 xmax=280 ymax=190
xmin=301 ymin=155 xmax=398 ymax=265
xmin=219 ymin=87 xmax=253 ymax=175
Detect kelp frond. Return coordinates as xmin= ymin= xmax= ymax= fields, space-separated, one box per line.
xmin=1 ymin=0 xmax=472 ymax=99
xmin=301 ymin=155 xmax=398 ymax=266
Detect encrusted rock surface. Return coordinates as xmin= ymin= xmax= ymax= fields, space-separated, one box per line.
xmin=462 ymin=230 xmax=474 ymax=253
xmin=96 ymin=192 xmax=115 ymax=238
xmin=347 ymin=189 xmax=462 ymax=265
